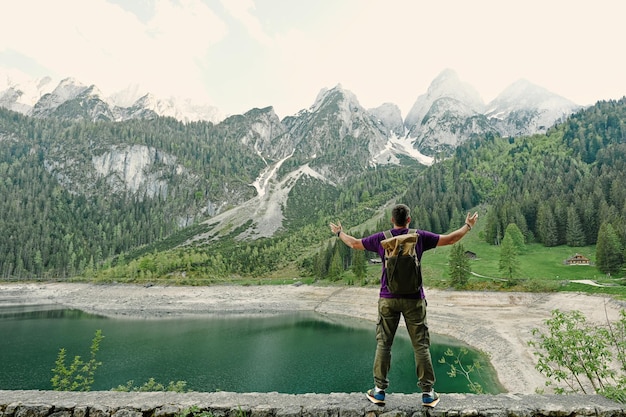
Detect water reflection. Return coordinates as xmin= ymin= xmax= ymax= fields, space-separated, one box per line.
xmin=0 ymin=305 xmax=104 ymax=320
xmin=0 ymin=305 xmax=504 ymax=394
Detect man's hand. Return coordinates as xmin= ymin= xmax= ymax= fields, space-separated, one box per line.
xmin=329 ymin=221 xmax=365 ymax=250
xmin=329 ymin=221 xmax=342 ymax=235
xmin=465 ymin=212 xmax=479 ymax=229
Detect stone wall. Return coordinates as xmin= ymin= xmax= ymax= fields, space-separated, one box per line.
xmin=0 ymin=391 xmax=624 ymax=417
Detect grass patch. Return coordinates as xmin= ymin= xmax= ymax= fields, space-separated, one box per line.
xmin=411 ymin=223 xmax=626 ymax=298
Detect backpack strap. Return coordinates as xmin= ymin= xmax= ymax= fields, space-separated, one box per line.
xmin=382 ymin=230 xmax=392 ymax=267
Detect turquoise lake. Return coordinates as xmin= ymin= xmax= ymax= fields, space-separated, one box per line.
xmin=0 ymin=305 xmax=504 ymax=394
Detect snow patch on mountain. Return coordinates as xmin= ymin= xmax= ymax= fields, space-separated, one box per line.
xmin=390 ymin=134 xmax=435 ymax=165
xmin=28 ymin=78 xmax=86 ymax=114
xmin=108 ymin=83 xmax=224 ymax=123
xmin=107 ymin=83 xmax=146 ymax=108
xmin=371 ymin=133 xmax=435 ymax=166
xmin=252 ymin=152 xmax=294 ymax=198
xmin=486 ymin=79 xmax=569 ymax=115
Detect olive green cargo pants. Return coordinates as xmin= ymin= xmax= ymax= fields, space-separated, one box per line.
xmin=373 ymin=297 xmax=435 ymax=393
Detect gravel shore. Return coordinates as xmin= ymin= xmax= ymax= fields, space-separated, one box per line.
xmin=1 ymin=282 xmax=623 ymax=394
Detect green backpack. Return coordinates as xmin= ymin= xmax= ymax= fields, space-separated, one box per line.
xmin=381 ymin=229 xmax=421 ymax=294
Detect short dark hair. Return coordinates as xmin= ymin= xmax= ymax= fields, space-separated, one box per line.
xmin=391 ymin=204 xmax=410 ymax=227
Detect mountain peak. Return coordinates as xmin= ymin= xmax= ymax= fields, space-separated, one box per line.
xmin=0 ymin=73 xmax=55 ymax=112
xmin=405 ymin=69 xmax=485 ymax=129
xmin=486 ymin=79 xmax=581 ymax=136
xmin=310 ymin=84 xmax=359 ymax=113
xmin=430 ymin=68 xmax=461 ymax=88
xmin=49 ymin=77 xmax=90 ymax=103
xmin=488 ymin=78 xmax=577 ymax=111
xmin=428 ymin=68 xmax=484 ymax=109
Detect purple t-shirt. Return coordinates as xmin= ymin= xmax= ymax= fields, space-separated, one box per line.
xmin=361 ymin=228 xmax=440 ymax=299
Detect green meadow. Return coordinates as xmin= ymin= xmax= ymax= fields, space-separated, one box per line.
xmin=352 ymin=221 xmax=625 ymax=299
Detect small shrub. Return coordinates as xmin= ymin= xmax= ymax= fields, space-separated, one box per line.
xmin=438 ymin=347 xmax=484 ymax=394
xmin=529 ymin=308 xmax=626 ymax=402
xmin=51 ymin=329 xmax=104 ymax=391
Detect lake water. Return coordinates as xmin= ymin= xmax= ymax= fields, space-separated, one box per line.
xmin=0 ymin=305 xmax=503 ymax=394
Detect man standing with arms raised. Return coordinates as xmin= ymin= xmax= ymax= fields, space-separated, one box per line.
xmin=330 ymin=204 xmax=478 ymax=408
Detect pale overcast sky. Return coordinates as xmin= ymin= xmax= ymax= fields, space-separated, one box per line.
xmin=1 ymin=0 xmax=625 ymax=119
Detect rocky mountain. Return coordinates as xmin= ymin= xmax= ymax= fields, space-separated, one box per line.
xmin=0 ymin=75 xmax=55 ymax=114
xmin=485 ymin=79 xmax=580 ymax=137
xmin=31 ymin=80 xmax=114 ymax=121
xmin=404 ymin=69 xmax=490 ymax=157
xmin=281 ymin=85 xmax=392 ymax=180
xmin=0 ymin=83 xmax=424 ymax=256
xmin=405 ymin=68 xmax=486 ymax=129
xmin=404 ymin=69 xmax=581 ymax=156
xmin=188 ymin=86 xmax=414 ymax=242
xmin=1 ymin=69 xmax=582 ymax=157
xmin=114 ymin=93 xmax=224 ymax=124
xmin=369 ymin=102 xmax=404 ymax=137
xmin=0 ymin=75 xmax=223 ymax=124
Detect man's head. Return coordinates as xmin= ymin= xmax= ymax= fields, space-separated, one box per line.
xmin=391 ymin=204 xmax=411 ymax=227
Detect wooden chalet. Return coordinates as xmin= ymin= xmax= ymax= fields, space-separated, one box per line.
xmin=564 ymin=253 xmax=591 ymax=266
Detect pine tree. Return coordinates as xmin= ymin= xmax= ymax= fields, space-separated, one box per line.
xmin=596 ymin=222 xmax=624 ymax=275
xmin=448 ymin=243 xmax=470 ymax=289
xmin=328 ymin=245 xmax=344 ymax=281
xmin=537 ymin=203 xmax=559 ymax=247
xmin=313 ymin=243 xmax=328 ymax=278
xmin=581 ymin=196 xmax=598 ymax=245
xmin=504 ymin=223 xmax=525 ymax=253
xmin=484 ymin=207 xmax=502 ymax=246
xmin=352 ymin=250 xmax=367 ymax=284
xmin=499 ymin=234 xmax=519 ymax=281
xmin=566 ymin=206 xmax=586 ymax=247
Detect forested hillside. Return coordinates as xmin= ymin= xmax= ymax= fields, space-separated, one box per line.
xmin=402 ymin=98 xmax=626 ymax=274
xmin=0 ymin=111 xmax=264 ymax=279
xmin=1 ymin=98 xmax=625 ymax=281
xmin=477 ymin=100 xmax=623 ymax=249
